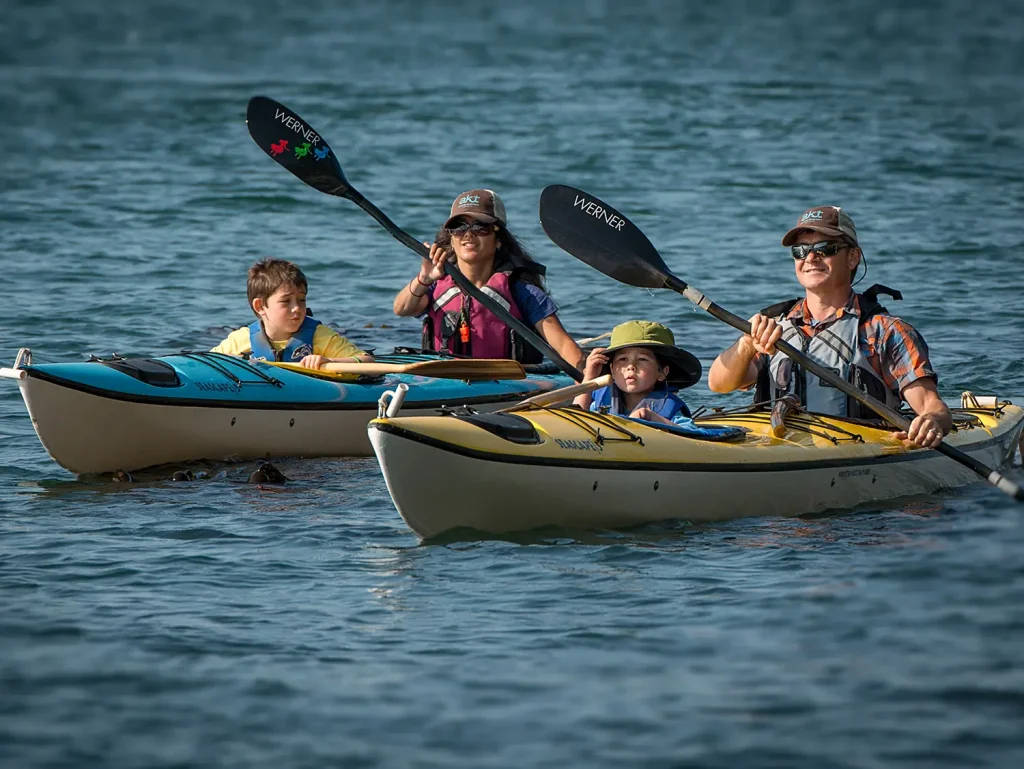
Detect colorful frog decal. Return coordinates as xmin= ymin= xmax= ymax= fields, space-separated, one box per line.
xmin=269 ymin=139 xmax=289 ymax=157
xmin=294 ymin=142 xmax=312 ymax=159
xmin=313 ymin=145 xmax=331 ymax=161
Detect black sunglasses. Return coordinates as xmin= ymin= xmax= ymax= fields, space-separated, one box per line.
xmin=445 ymin=221 xmax=494 ymax=236
xmin=790 ymin=240 xmax=849 ymax=260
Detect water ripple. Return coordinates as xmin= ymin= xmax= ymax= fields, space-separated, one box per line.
xmin=3 ymin=0 xmax=1024 ymax=767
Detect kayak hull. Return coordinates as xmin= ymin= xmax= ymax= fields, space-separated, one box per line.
xmin=1 ymin=351 xmax=570 ymax=474
xmin=368 ymin=404 xmax=1024 ymax=538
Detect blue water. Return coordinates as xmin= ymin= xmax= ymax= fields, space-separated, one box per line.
xmin=3 ymin=0 xmax=1024 ymax=766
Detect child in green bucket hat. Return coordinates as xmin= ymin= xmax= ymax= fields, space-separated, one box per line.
xmin=573 ymin=320 xmax=702 ymax=424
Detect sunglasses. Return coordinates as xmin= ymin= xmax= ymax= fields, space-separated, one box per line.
xmin=445 ymin=221 xmax=494 ymax=237
xmin=790 ymin=240 xmax=849 ymax=260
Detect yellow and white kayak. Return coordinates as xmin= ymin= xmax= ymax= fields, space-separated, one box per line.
xmin=368 ymin=397 xmax=1024 ymax=538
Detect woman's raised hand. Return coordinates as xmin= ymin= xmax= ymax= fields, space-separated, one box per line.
xmin=418 ymin=242 xmax=449 ymax=285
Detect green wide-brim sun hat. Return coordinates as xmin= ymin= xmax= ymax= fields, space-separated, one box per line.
xmin=601 ymin=320 xmax=702 ymax=389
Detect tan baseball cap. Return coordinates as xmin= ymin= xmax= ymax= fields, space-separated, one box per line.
xmin=781 ymin=206 xmax=859 ymax=246
xmin=443 ymin=189 xmax=507 ymax=229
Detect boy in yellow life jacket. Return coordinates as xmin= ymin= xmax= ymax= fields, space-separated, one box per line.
xmin=212 ymin=259 xmax=371 ymax=369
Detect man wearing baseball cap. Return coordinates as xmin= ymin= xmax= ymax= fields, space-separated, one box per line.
xmin=708 ymin=206 xmax=951 ymax=449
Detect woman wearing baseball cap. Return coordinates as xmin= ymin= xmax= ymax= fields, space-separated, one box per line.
xmin=393 ymin=189 xmax=584 ymax=366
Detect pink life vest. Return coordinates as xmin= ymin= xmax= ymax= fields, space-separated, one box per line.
xmin=425 ymin=271 xmax=525 ymax=359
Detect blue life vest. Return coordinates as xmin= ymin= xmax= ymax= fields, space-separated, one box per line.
xmin=590 ymin=384 xmax=691 ymax=421
xmin=248 ymin=316 xmax=320 ymax=362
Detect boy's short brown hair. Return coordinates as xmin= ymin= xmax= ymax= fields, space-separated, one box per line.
xmin=247 ymin=259 xmax=308 ymax=316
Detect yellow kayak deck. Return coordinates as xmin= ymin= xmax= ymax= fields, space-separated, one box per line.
xmin=371 ymin=403 xmax=1023 ymax=469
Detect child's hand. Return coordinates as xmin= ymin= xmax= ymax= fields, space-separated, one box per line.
xmin=629 ymin=406 xmax=671 ymax=424
xmin=582 ymin=348 xmax=608 ymax=380
xmin=298 ymin=354 xmax=327 ymax=370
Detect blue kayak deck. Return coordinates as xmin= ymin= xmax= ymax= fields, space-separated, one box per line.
xmin=21 ymin=352 xmax=573 ymax=410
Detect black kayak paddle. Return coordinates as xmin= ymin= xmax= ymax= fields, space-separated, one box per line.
xmin=538 ymin=183 xmax=1023 ymax=503
xmin=245 ymin=96 xmax=583 ymax=381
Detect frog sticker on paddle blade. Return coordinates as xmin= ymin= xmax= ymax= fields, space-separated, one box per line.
xmin=270 ymin=139 xmax=289 ymax=157
xmin=294 ymin=142 xmax=312 ymax=159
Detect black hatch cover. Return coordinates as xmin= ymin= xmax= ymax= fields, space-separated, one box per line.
xmin=454 ymin=412 xmax=541 ymax=444
xmin=100 ymin=358 xmax=182 ymax=388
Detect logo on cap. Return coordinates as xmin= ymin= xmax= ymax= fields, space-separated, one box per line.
xmin=801 ymin=210 xmax=824 ymax=222
xmin=459 ymin=195 xmax=481 ymax=207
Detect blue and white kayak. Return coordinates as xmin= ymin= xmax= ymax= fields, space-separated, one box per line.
xmin=0 ymin=348 xmax=571 ymax=474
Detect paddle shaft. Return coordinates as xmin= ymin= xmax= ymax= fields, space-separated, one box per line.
xmin=319 ymin=359 xmax=525 ymax=379
xmin=665 ymin=275 xmax=1024 ymax=500
xmin=499 ymin=374 xmax=611 ymax=412
xmin=340 ymin=186 xmax=584 ymax=382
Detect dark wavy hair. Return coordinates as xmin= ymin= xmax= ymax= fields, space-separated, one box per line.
xmin=434 ymin=223 xmax=546 ymax=290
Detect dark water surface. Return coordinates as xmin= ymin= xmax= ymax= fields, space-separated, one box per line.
xmin=3 ymin=1 xmax=1024 ymax=766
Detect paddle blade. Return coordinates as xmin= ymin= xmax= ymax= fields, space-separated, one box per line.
xmin=246 ymin=96 xmax=352 ymax=197
xmin=539 ymin=184 xmax=672 ymax=289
